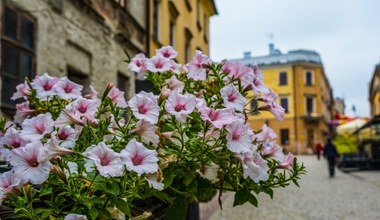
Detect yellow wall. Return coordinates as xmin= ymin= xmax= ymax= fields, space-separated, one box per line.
xmin=148 ymin=0 xmax=217 ymax=63
xmin=247 ymin=63 xmax=333 ymax=154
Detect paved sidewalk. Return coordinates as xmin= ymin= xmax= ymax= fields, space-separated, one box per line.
xmin=200 ymin=155 xmax=380 ymax=220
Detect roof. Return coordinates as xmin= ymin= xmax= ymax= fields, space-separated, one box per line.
xmin=230 ymin=49 xmax=322 ymax=66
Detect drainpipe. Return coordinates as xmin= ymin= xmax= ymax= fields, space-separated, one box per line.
xmin=292 ymin=65 xmax=299 ymax=155
xmin=145 ymin=0 xmax=150 ymax=56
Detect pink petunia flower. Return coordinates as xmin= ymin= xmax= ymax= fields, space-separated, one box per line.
xmin=55 ymin=109 xmax=85 ymax=128
xmin=198 ymin=106 xmax=235 ymax=128
xmin=14 ymin=101 xmax=35 ymax=124
xmin=64 ymin=214 xmax=88 ymax=220
xmin=0 ymin=170 xmax=21 ymax=193
xmin=169 ymin=60 xmax=182 ymax=74
xmin=262 ymin=142 xmax=284 ymax=161
xmin=278 ymin=153 xmax=295 ymax=169
xmin=146 ymin=55 xmax=172 ymax=73
xmin=82 ymin=142 xmax=124 ymax=177
xmin=165 ymin=75 xmax=185 ymax=92
xmin=259 ymin=103 xmax=285 ymax=121
xmin=223 ymin=61 xmax=254 ymax=88
xmin=11 ymin=82 xmax=31 ymax=100
xmin=225 ymin=119 xmax=255 ymax=153
xmin=165 ymin=91 xmax=196 ymax=122
xmin=130 ymin=120 xmax=159 ymax=147
xmin=120 ymin=139 xmax=159 ymax=175
xmin=240 ymin=151 xmax=269 ymax=183
xmin=220 ymin=84 xmax=246 ymax=111
xmin=53 ymin=126 xmax=80 ymax=148
xmin=0 ymin=127 xmax=28 ymax=150
xmin=9 ymin=141 xmax=52 ymax=184
xmin=156 ymin=45 xmax=178 ymax=59
xmin=145 ymin=172 xmax=164 ymax=190
xmin=128 ymin=91 xmax=160 ymax=124
xmin=107 ymin=86 xmax=128 ymax=108
xmin=31 ymin=73 xmax=60 ymax=99
xmin=254 ymin=124 xmax=278 ymax=142
xmin=54 ymin=76 xmax=83 ymax=99
xmin=84 ymin=85 xmax=99 ymax=101
xmin=128 ymin=53 xmax=148 ymax=79
xmin=184 ymin=50 xmax=212 ymax=81
xmin=20 ymin=113 xmax=54 ymax=141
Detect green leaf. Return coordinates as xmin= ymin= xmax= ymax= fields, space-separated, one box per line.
xmin=164 ymin=195 xmax=187 ymax=220
xmin=116 ymin=199 xmax=131 ymax=217
xmin=233 ymin=189 xmax=250 ymax=207
xmin=248 ymin=193 xmax=258 ymax=207
xmin=39 ymin=187 xmax=52 ymax=197
xmin=89 ymin=207 xmax=98 ymax=220
xmin=153 ymin=191 xmax=174 ymax=204
xmin=264 ymin=188 xmax=274 ymax=199
xmin=98 ymin=208 xmax=112 ymax=219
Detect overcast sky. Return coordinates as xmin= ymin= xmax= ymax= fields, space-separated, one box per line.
xmin=210 ymin=0 xmax=380 ymax=117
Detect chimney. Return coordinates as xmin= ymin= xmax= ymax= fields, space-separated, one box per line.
xmin=269 ymin=43 xmax=275 ymax=55
xmin=243 ymin=51 xmax=251 ymax=59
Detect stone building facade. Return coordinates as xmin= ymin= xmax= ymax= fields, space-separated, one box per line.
xmin=0 ymin=0 xmax=146 ymax=116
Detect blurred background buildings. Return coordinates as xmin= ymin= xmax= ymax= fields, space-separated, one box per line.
xmin=0 ymin=0 xmax=217 ymax=115
xmin=230 ymin=44 xmax=334 ymax=154
xmin=2 ymin=0 xmax=380 ymax=155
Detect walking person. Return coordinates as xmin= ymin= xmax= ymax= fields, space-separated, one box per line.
xmin=315 ymin=140 xmax=323 ymax=160
xmin=323 ymin=138 xmax=339 ymax=177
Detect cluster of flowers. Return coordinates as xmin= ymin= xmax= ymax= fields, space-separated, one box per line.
xmin=0 ymin=46 xmax=304 ymax=220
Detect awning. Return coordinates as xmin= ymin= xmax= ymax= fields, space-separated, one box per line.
xmin=353 ymin=115 xmax=380 ymax=134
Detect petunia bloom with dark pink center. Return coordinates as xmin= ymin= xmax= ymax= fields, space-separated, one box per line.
xmin=156 ymin=45 xmax=178 ymax=59
xmin=225 ymin=119 xmax=255 ymax=153
xmin=83 ymin=142 xmax=124 ymax=177
xmin=54 ymin=76 xmax=83 ymax=99
xmin=9 ymin=141 xmax=52 ymax=184
xmin=184 ymin=50 xmax=212 ymax=81
xmin=220 ymin=84 xmax=246 ymax=111
xmin=120 ymin=138 xmax=158 ymax=176
xmin=128 ymin=92 xmax=160 ymax=124
xmin=31 ymin=73 xmax=60 ymax=99
xmin=240 ymin=151 xmax=269 ymax=183
xmin=165 ymin=91 xmax=196 ymax=122
xmin=20 ymin=113 xmax=54 ymax=141
xmin=198 ymin=106 xmax=235 ymax=128
xmin=107 ymin=86 xmax=128 ymax=108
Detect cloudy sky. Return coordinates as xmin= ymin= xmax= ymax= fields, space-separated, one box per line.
xmin=210 ymin=0 xmax=380 ymax=117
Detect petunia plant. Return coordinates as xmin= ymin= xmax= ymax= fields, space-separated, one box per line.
xmin=0 ymin=46 xmax=305 ymax=220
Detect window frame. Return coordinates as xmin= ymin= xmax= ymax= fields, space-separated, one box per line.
xmin=279 ymin=71 xmax=287 ymax=85
xmin=1 ymin=5 xmax=36 ymax=113
xmin=304 ymin=70 xmax=314 ymax=86
xmin=305 ymin=96 xmax=315 ymax=115
xmin=280 ymin=96 xmax=289 ymax=113
xmin=280 ymin=129 xmax=290 ymax=145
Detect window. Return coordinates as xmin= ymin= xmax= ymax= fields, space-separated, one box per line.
xmin=305 ymin=71 xmax=314 ymax=85
xmin=280 ymin=97 xmax=289 ymax=113
xmin=279 ymin=72 xmax=287 ymax=85
xmin=67 ymin=67 xmax=90 ymax=95
xmin=168 ymin=2 xmax=179 ymax=47
xmin=306 ymin=96 xmax=314 ymax=114
xmin=184 ymin=28 xmax=193 ymax=62
xmin=153 ymin=0 xmax=160 ymax=40
xmin=1 ymin=6 xmax=36 ymax=113
xmin=280 ymin=129 xmax=289 ymax=145
xmin=203 ymin=14 xmax=208 ymax=41
xmin=117 ymin=73 xmax=130 ymax=100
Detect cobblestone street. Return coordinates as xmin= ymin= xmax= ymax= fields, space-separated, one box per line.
xmin=200 ymin=155 xmax=380 ymax=220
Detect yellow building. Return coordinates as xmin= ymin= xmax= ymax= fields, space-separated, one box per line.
xmin=231 ymin=44 xmax=334 ymax=154
xmin=369 ymin=64 xmax=380 ymax=116
xmin=147 ymin=0 xmax=218 ymax=63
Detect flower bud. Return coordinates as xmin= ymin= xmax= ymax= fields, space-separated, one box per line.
xmin=51 ymin=165 xmax=67 ymax=183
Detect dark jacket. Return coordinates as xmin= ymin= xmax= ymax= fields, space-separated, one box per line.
xmin=323 ymin=142 xmax=339 ymax=158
